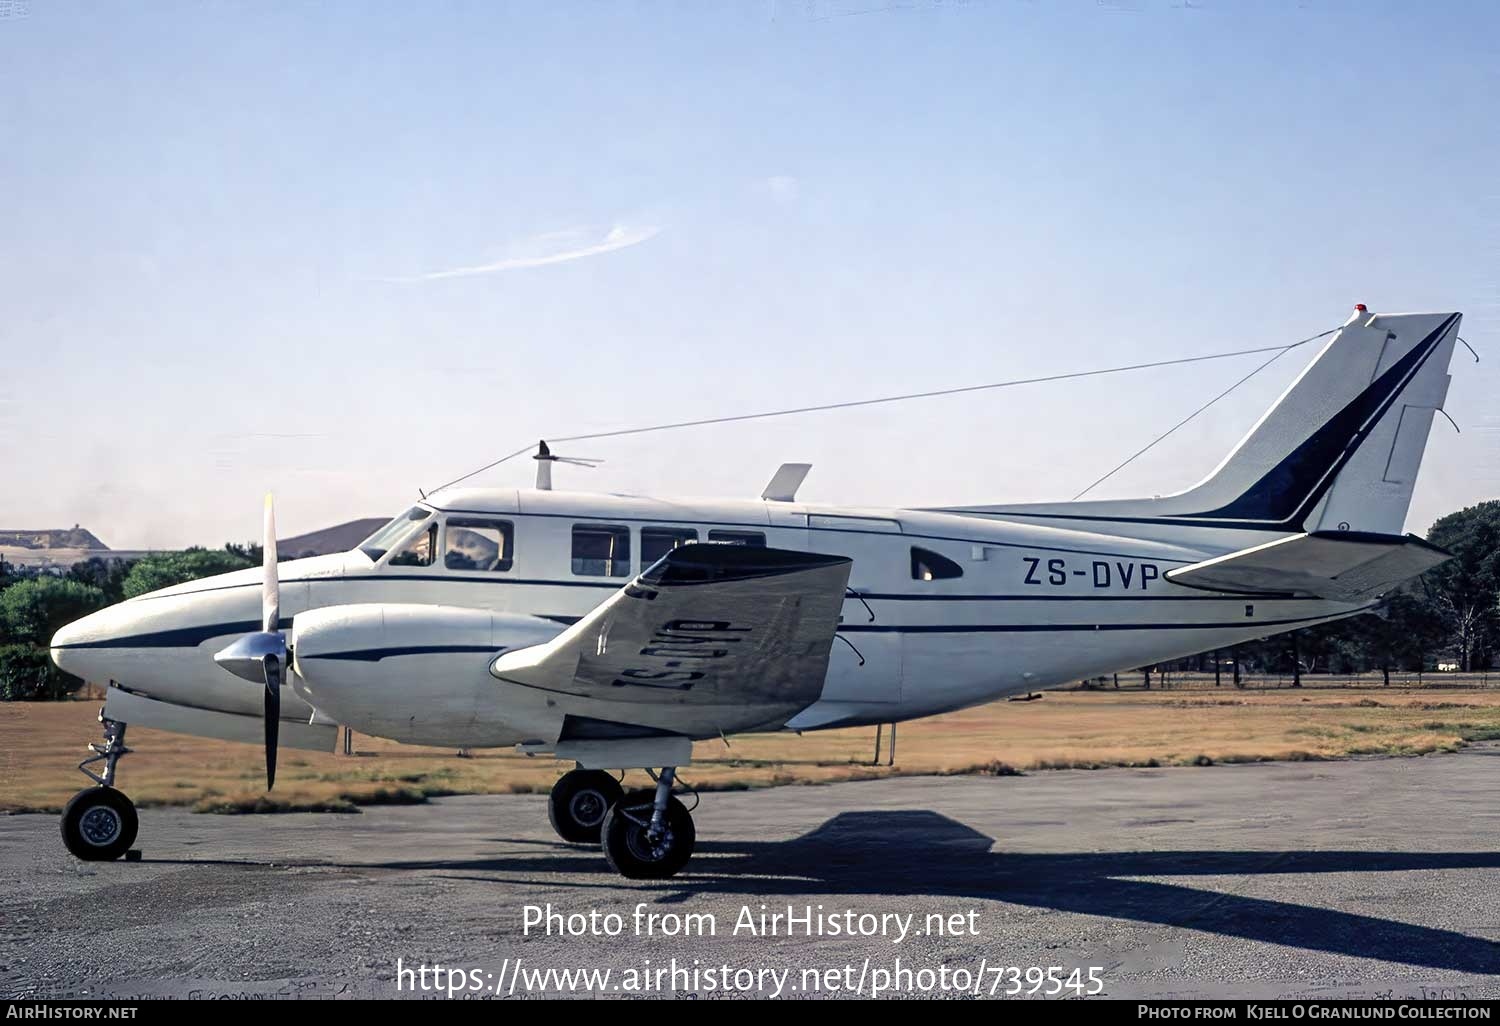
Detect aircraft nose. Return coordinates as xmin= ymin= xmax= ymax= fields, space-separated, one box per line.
xmin=47 ymin=566 xmax=306 ymax=707
xmin=50 ymin=606 xmax=126 ymax=683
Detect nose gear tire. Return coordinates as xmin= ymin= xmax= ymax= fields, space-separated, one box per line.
xmin=60 ymin=787 xmax=138 ymax=862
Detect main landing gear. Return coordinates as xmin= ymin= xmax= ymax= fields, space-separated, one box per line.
xmin=60 ymin=714 xmax=138 ymax=862
xmin=547 ymin=768 xmax=623 ymax=843
xmin=547 ymin=766 xmax=696 ymax=879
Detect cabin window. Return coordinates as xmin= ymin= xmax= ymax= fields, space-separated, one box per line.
xmin=707 ymin=530 xmax=766 ymax=547
xmin=572 ymin=524 xmax=631 ymax=577
xmin=389 ymin=521 xmax=438 ymax=567
xmin=640 ymin=527 xmax=697 ymax=565
xmin=911 ymin=546 xmax=963 ymax=581
xmin=359 ymin=506 xmax=431 ymax=561
xmin=444 ymin=518 xmax=513 ymax=572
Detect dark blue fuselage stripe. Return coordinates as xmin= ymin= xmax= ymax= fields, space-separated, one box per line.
xmin=837 ymin=608 xmax=1367 ymax=634
xmin=131 ymin=575 xmax=625 ymax=601
xmin=303 ymin=645 xmax=500 ymax=662
xmin=55 ymin=607 xmax=1357 ymax=651
xmin=52 ymin=618 xmax=293 ymax=650
xmin=136 ymin=568 xmax=1256 ymax=604
xmin=853 ymin=592 xmax=1305 ymax=602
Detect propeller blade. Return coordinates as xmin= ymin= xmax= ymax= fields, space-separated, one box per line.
xmin=213 ymin=494 xmax=288 ymax=791
xmin=263 ymin=653 xmax=281 ymax=790
xmin=262 ymin=493 xmax=279 ymax=634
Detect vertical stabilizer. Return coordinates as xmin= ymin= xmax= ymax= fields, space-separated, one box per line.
xmin=941 ymin=306 xmax=1462 ymax=535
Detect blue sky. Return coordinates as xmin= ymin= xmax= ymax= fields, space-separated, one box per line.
xmin=1 ymin=0 xmax=1496 ymax=548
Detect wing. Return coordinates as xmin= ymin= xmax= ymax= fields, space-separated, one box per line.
xmin=490 ymin=543 xmax=852 ymax=737
xmin=1165 ymin=531 xmax=1450 ymax=601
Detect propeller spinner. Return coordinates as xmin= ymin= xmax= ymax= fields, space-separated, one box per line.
xmin=212 ymin=493 xmax=285 ymax=789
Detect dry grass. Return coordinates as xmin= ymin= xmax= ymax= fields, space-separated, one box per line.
xmin=4 ymin=681 xmax=1500 ymax=815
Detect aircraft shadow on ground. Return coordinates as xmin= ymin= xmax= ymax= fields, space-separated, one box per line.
xmin=380 ymin=810 xmax=1500 ymax=975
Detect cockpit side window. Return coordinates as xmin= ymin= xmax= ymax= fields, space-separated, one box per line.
xmin=445 ymin=518 xmax=513 ymax=572
xmin=911 ymin=545 xmax=963 ymax=581
xmin=359 ymin=506 xmax=431 ymax=562
xmin=389 ymin=522 xmax=438 ymax=567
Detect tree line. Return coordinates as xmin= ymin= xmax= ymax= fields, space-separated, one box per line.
xmin=0 ymin=547 xmax=257 ymax=699
xmin=1 ymin=501 xmax=1496 ymax=701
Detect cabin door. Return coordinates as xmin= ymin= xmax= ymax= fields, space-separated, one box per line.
xmin=804 ymin=514 xmax=903 ymax=704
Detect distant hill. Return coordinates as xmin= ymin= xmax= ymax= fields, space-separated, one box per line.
xmin=0 ymin=518 xmax=385 ymax=570
xmin=277 ymin=518 xmax=386 ymax=559
xmin=0 ymin=526 xmax=108 ymax=551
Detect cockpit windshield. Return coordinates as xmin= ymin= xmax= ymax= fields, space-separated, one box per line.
xmin=358 ymin=506 xmax=433 ymax=562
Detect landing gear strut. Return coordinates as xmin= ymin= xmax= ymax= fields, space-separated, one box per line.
xmin=547 ymin=768 xmax=623 ymax=844
xmin=60 ymin=714 xmax=138 ymax=862
xmin=600 ymin=766 xmax=695 ymax=879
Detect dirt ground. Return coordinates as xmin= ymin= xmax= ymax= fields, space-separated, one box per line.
xmin=4 ymin=675 xmax=1498 ymax=814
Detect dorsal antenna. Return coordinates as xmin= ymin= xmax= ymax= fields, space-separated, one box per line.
xmin=533 ymin=439 xmax=602 ymax=491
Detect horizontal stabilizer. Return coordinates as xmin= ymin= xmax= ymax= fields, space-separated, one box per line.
xmin=1165 ymin=531 xmax=1449 ymax=601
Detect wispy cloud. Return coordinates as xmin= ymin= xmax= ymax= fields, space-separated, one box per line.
xmin=383 ymin=223 xmax=662 ymax=283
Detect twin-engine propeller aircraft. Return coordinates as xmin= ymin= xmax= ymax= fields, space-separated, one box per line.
xmin=51 ymin=306 xmax=1463 ymax=878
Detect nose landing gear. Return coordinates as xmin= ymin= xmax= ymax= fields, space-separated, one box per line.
xmin=60 ymin=714 xmax=138 ymax=862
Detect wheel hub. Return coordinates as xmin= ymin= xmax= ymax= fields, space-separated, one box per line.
xmin=79 ymin=805 xmax=122 ymax=846
xmin=627 ymin=823 xmax=675 ymax=863
xmin=569 ymin=789 xmax=607 ymax=828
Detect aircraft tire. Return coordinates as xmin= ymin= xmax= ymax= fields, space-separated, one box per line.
xmin=60 ymin=786 xmax=138 ymax=862
xmin=600 ymin=789 xmax=695 ymax=879
xmin=547 ymin=770 xmax=623 ymax=844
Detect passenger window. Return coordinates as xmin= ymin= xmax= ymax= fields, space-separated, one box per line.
xmin=444 ymin=518 xmax=513 ymax=572
xmin=572 ymin=525 xmax=631 ymax=577
xmin=641 ymin=527 xmax=697 ymax=565
xmin=911 ymin=546 xmax=963 ymax=581
xmin=708 ymin=530 xmax=766 ymax=547
xmin=389 ymin=522 xmax=438 ymax=567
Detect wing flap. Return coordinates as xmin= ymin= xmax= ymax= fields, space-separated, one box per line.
xmin=490 ymin=544 xmax=852 ymax=732
xmin=1165 ymin=531 xmax=1449 ymax=601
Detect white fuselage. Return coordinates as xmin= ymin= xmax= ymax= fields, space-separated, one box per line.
xmin=51 ymin=487 xmax=1366 ymax=748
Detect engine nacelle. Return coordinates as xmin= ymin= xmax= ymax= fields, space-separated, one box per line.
xmin=290 ymin=604 xmax=562 ymax=747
